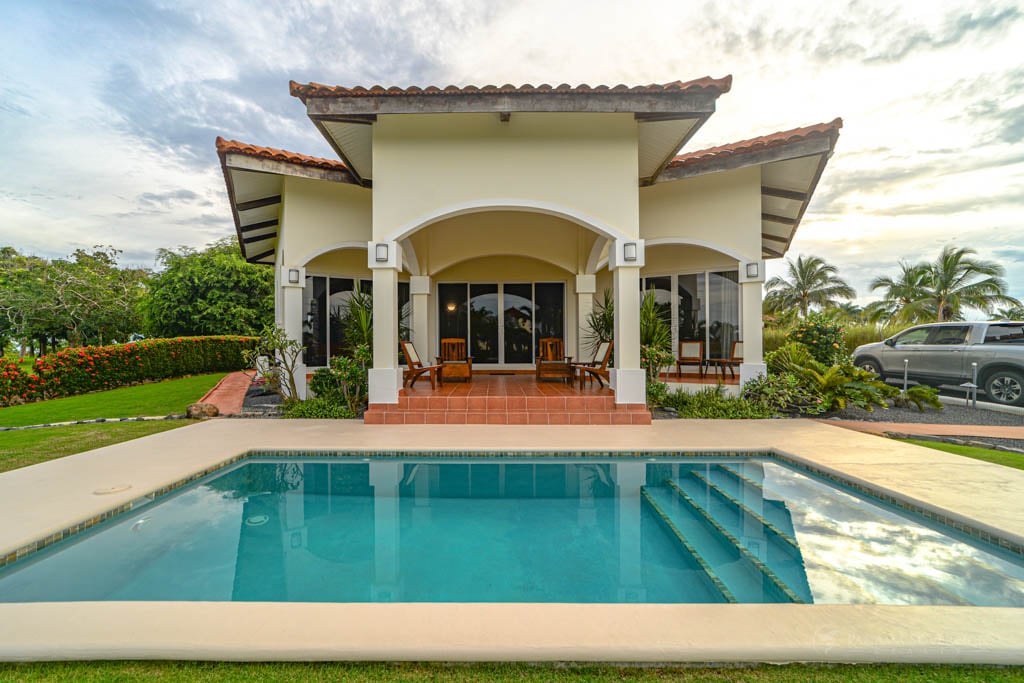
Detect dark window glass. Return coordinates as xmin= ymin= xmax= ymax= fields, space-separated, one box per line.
xmin=398 ymin=282 xmax=411 ymax=342
xmin=926 ymin=325 xmax=970 ymax=345
xmin=534 ymin=282 xmax=565 ymax=341
xmin=302 ymin=275 xmax=328 ymax=366
xmin=984 ymin=324 xmax=1024 ymax=344
xmin=644 ymin=276 xmax=672 ymax=328
xmin=707 ymin=271 xmax=739 ymax=358
xmin=438 ymin=283 xmax=468 ymax=343
xmin=470 ymin=284 xmax=499 ymax=363
xmin=504 ymin=283 xmax=534 ymax=363
xmin=327 ymin=277 xmax=355 ymax=358
xmin=677 ymin=273 xmax=706 ymax=342
xmin=895 ymin=327 xmax=932 ymax=346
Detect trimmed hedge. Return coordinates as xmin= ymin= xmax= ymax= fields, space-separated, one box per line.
xmin=0 ymin=336 xmax=257 ymax=407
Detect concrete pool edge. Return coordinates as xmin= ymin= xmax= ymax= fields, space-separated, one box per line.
xmin=2 ymin=419 xmax=1024 ymax=663
xmin=1 ymin=603 xmax=1022 ymax=664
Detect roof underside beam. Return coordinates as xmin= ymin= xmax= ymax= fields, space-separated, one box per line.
xmin=654 ymin=136 xmax=833 ymax=184
xmin=236 ymin=195 xmax=282 ymax=211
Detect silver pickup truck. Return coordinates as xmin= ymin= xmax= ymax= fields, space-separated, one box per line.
xmin=852 ymin=321 xmax=1024 ymax=406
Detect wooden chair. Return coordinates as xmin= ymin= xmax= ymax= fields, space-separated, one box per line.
xmin=707 ymin=340 xmax=743 ymax=379
xmin=400 ymin=341 xmax=441 ymax=389
xmin=536 ymin=337 xmax=574 ymax=383
xmin=575 ymin=340 xmax=613 ymax=388
xmin=675 ymin=340 xmax=705 ymax=379
xmin=437 ymin=337 xmax=472 ymax=382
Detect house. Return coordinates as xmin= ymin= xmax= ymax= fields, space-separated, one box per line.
xmin=216 ymin=76 xmax=841 ymax=414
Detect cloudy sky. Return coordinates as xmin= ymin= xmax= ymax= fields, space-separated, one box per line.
xmin=2 ymin=0 xmax=1022 ymax=307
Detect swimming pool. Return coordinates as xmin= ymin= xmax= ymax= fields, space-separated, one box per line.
xmin=1 ymin=456 xmax=1023 ymax=605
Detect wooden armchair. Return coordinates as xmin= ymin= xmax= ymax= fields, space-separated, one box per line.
xmin=437 ymin=337 xmax=472 ymax=382
xmin=400 ymin=341 xmax=441 ymax=389
xmin=707 ymin=340 xmax=743 ymax=379
xmin=575 ymin=340 xmax=613 ymax=388
xmin=675 ymin=340 xmax=705 ymax=379
xmin=536 ymin=337 xmax=574 ymax=383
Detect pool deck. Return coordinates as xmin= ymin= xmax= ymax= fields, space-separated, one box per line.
xmin=1 ymin=419 xmax=1023 ymax=664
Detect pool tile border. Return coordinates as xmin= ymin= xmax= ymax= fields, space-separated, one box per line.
xmin=3 ymin=447 xmax=1022 ymax=571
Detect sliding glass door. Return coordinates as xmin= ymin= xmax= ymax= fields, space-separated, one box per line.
xmin=439 ymin=282 xmax=564 ymax=365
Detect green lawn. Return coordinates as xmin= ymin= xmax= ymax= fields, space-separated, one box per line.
xmin=0 ymin=373 xmax=227 ymax=427
xmin=900 ymin=439 xmax=1024 ymax=472
xmin=0 ymin=421 xmax=191 ymax=473
xmin=0 ymin=663 xmax=1022 ymax=682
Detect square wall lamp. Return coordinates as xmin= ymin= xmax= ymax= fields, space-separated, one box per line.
xmin=745 ymin=262 xmax=759 ymax=279
xmin=623 ymin=242 xmax=638 ymax=262
xmin=375 ymin=243 xmax=389 ymax=262
xmin=287 ymin=268 xmax=300 ymax=284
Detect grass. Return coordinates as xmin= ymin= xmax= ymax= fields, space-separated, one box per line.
xmin=900 ymin=439 xmax=1024 ymax=472
xmin=0 ymin=663 xmax=1022 ymax=682
xmin=0 ymin=421 xmax=191 ymax=474
xmin=0 ymin=373 xmax=227 ymax=427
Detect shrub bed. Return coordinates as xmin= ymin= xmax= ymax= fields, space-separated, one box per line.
xmin=0 ymin=336 xmax=256 ymax=407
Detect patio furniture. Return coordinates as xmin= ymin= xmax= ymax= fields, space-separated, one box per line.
xmin=535 ymin=337 xmax=574 ymax=383
xmin=706 ymin=340 xmax=743 ymax=379
xmin=575 ymin=340 xmax=613 ymax=388
xmin=437 ymin=337 xmax=473 ymax=382
xmin=675 ymin=340 xmax=705 ymax=379
xmin=400 ymin=341 xmax=441 ymax=389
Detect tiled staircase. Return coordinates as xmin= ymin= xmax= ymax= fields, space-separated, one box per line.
xmin=364 ymin=392 xmax=651 ymax=425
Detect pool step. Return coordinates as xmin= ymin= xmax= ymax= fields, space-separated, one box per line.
xmin=687 ymin=471 xmax=801 ymax=552
xmin=709 ymin=464 xmax=799 ymax=536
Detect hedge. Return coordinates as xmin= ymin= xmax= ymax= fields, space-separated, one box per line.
xmin=0 ymin=336 xmax=257 ymax=407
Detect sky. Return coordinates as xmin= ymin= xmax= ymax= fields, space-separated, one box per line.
xmin=2 ymin=0 xmax=1023 ymax=309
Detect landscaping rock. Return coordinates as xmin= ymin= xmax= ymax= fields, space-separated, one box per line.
xmin=186 ymin=402 xmax=220 ymax=419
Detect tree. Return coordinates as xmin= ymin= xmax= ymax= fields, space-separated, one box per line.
xmin=866 ymin=261 xmax=932 ymax=325
xmin=917 ymin=246 xmax=1019 ymax=322
xmin=764 ymin=255 xmax=856 ymax=318
xmin=141 ymin=238 xmax=273 ymax=337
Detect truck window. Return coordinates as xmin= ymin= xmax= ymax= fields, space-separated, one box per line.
xmin=984 ymin=324 xmax=1024 ymax=344
xmin=927 ymin=326 xmax=970 ymax=345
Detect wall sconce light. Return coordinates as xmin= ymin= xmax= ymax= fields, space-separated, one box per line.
xmin=623 ymin=242 xmax=638 ymax=262
xmin=446 ymin=302 xmax=457 ymax=313
xmin=375 ymin=243 xmax=389 ymax=262
xmin=287 ymin=268 xmax=300 ymax=284
xmin=745 ymin=262 xmax=759 ymax=279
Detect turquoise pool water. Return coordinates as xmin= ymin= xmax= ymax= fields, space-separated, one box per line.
xmin=2 ymin=457 xmax=1023 ymax=605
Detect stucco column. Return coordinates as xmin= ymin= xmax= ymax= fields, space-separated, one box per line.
xmin=575 ymin=274 xmax=596 ymax=360
xmin=739 ymin=260 xmax=767 ymax=386
xmin=369 ymin=241 xmax=402 ymax=405
xmin=409 ymin=275 xmax=431 ymax=363
xmin=279 ymin=265 xmax=307 ymax=400
xmin=610 ymin=239 xmax=645 ymax=405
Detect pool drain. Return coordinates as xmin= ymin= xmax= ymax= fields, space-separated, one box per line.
xmin=245 ymin=514 xmax=269 ymax=527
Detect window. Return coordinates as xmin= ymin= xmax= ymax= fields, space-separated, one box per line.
xmin=984 ymin=324 xmax=1024 ymax=344
xmin=894 ymin=327 xmax=932 ymax=346
xmin=642 ymin=270 xmax=739 ymax=362
xmin=927 ymin=326 xmax=969 ymax=345
xmin=302 ymin=275 xmax=408 ymax=366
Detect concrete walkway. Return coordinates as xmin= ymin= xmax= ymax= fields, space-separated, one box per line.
xmin=820 ymin=420 xmax=1024 ymax=440
xmin=198 ymin=371 xmax=253 ymax=415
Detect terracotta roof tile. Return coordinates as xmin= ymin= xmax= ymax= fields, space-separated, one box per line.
xmin=666 ymin=118 xmax=843 ymax=169
xmin=289 ymin=76 xmax=732 ymax=100
xmin=215 ymin=137 xmax=349 ymax=173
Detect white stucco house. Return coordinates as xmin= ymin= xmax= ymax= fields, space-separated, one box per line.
xmin=216 ymin=76 xmax=841 ymax=416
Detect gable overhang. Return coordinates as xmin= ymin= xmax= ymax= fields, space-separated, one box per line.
xmin=290 ymin=78 xmax=733 ymax=186
xmin=216 ymin=137 xmax=362 ymax=265
xmin=654 ymin=119 xmax=842 ymax=259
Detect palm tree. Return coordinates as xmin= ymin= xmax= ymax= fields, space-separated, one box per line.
xmin=919 ymin=246 xmax=1019 ymax=322
xmin=995 ymin=304 xmax=1024 ymax=320
xmin=867 ymin=261 xmax=932 ymax=324
xmin=764 ymin=255 xmax=856 ymax=318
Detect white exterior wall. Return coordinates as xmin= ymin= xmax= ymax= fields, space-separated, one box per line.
xmin=278 ymin=176 xmax=372 ymax=267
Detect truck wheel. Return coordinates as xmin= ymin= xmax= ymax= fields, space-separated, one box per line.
xmin=855 ymin=358 xmax=882 ymax=377
xmin=984 ymin=370 xmax=1024 ymax=407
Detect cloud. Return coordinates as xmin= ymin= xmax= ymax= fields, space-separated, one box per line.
xmin=137 ymin=189 xmax=209 ymax=207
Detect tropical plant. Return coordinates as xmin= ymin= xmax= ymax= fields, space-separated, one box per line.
xmin=246 ymin=324 xmax=304 ymax=402
xmin=326 ymin=344 xmax=371 ymax=414
xmin=866 ymin=261 xmax=932 ymax=325
xmin=994 ymin=304 xmax=1024 ymax=320
xmin=741 ymin=373 xmax=825 ymax=416
xmin=339 ymin=289 xmax=374 ymax=351
xmin=141 ymin=238 xmax=273 ymax=338
xmin=283 ymin=397 xmax=354 ymax=419
xmin=661 ymin=385 xmax=775 ymax=419
xmin=640 ymin=290 xmax=672 ymax=384
xmin=786 ymin=313 xmax=847 ymax=365
xmin=764 ymin=255 xmax=856 ymax=318
xmin=768 ymin=344 xmax=898 ymax=412
xmin=584 ymin=289 xmax=614 ymax=355
xmin=893 ymin=384 xmax=943 ymax=412
xmin=916 ymin=246 xmax=1019 ymax=322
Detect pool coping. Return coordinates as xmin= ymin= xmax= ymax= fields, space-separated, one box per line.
xmin=1 ymin=419 xmax=1023 ymax=663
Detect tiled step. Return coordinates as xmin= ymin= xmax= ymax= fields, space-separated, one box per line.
xmin=363 ymin=403 xmax=651 ymax=425
xmin=382 ymin=395 xmax=618 ymax=412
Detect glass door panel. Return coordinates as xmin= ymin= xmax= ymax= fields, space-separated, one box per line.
xmin=534 ymin=283 xmax=565 ymax=342
xmin=469 ymin=284 xmax=499 ymax=363
xmin=438 ymin=283 xmax=468 ymax=344
xmin=303 ymin=275 xmax=327 ymax=366
xmin=328 ymin=277 xmax=355 ymax=357
xmin=677 ymin=273 xmax=706 ymax=343
xmin=707 ymin=271 xmax=739 ymax=359
xmin=503 ymin=283 xmax=533 ymax=363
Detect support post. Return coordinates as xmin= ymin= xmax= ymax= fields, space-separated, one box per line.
xmin=739 ymin=262 xmax=766 ymax=386
xmin=576 ymin=274 xmax=596 ymax=360
xmin=409 ymin=275 xmax=431 ymax=362
xmin=369 ymin=241 xmax=402 ymax=405
xmin=279 ymin=265 xmax=307 ymax=399
xmin=609 ymin=240 xmax=645 ymax=405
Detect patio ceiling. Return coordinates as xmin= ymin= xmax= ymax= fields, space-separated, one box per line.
xmin=290 ymin=77 xmax=733 ymax=186
xmin=655 ymin=119 xmax=843 ymax=259
xmin=216 ymin=138 xmax=361 ymax=265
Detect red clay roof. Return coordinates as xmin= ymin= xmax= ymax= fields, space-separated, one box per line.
xmin=289 ymin=76 xmax=732 ymax=100
xmin=216 ymin=137 xmax=349 ymax=173
xmin=666 ymin=118 xmax=843 ymax=169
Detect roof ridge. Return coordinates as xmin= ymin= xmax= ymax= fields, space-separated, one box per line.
xmin=215 ymin=136 xmax=349 ymax=173
xmin=668 ymin=118 xmax=843 ymax=168
xmin=289 ymin=76 xmax=732 ymax=100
